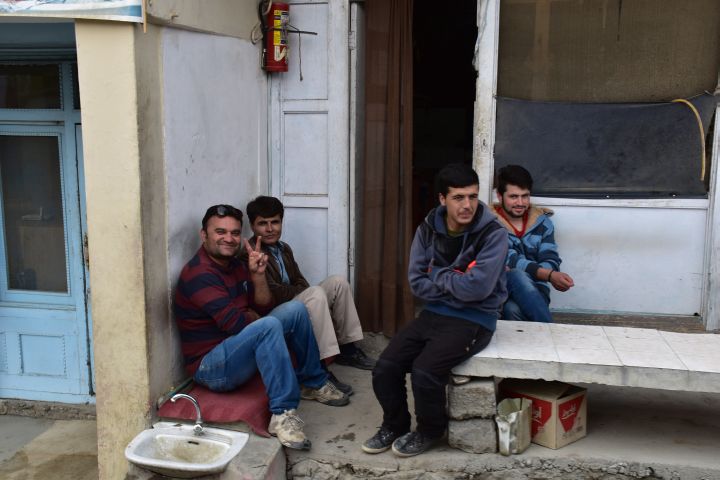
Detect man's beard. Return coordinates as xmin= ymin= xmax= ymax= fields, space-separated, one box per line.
xmin=502 ymin=204 xmax=525 ymax=219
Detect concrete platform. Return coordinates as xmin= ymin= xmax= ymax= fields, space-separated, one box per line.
xmin=453 ymin=320 xmax=720 ymax=393
xmin=290 ymin=363 xmax=720 ymax=479
xmin=4 ymin=329 xmax=720 ymax=479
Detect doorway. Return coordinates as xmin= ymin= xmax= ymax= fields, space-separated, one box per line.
xmin=411 ymin=0 xmax=478 ymax=228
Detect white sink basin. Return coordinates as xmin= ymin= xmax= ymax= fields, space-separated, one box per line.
xmin=125 ymin=421 xmax=249 ymax=478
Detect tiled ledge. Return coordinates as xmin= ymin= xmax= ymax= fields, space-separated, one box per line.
xmin=452 ymin=320 xmax=720 ymax=393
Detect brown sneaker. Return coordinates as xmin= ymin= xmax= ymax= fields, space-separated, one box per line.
xmin=300 ymin=380 xmax=350 ymax=406
xmin=268 ymin=409 xmax=311 ymax=450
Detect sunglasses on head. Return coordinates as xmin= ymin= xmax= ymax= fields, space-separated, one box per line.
xmin=202 ymin=204 xmax=243 ymax=229
xmin=211 ymin=205 xmax=242 ymax=217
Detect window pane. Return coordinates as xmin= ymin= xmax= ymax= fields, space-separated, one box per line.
xmin=495 ymin=0 xmax=720 ymax=197
xmin=0 ymin=65 xmax=61 ymax=109
xmin=495 ymin=94 xmax=716 ymax=198
xmin=1 ymin=135 xmax=68 ymax=292
xmin=498 ymin=0 xmax=720 ymax=103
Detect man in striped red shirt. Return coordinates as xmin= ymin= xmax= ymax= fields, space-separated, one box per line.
xmin=174 ymin=204 xmax=348 ymax=450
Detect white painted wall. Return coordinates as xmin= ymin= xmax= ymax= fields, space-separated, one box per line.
xmin=162 ymin=28 xmax=268 ymax=283
xmin=539 ymin=202 xmax=707 ymax=315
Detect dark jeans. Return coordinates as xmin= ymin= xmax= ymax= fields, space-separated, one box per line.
xmin=372 ymin=309 xmax=494 ymax=437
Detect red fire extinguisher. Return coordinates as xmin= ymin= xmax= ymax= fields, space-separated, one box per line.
xmin=264 ymin=2 xmax=289 ymax=72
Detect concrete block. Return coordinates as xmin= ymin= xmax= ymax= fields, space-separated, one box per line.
xmin=448 ymin=378 xmax=496 ymax=419
xmin=448 ymin=418 xmax=497 ymax=454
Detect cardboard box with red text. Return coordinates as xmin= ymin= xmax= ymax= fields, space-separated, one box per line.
xmin=499 ymin=379 xmax=586 ymax=449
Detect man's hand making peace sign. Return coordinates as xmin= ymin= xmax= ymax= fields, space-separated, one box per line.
xmin=243 ymin=236 xmax=269 ymax=275
xmin=243 ymin=236 xmax=272 ymax=307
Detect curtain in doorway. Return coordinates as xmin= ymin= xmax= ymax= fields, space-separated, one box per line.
xmin=357 ymin=0 xmax=414 ymax=336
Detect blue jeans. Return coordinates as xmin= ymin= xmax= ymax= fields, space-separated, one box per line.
xmin=502 ymin=269 xmax=552 ymax=323
xmin=194 ymin=300 xmax=327 ymax=414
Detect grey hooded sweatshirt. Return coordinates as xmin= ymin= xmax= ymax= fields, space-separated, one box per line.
xmin=408 ymin=202 xmax=508 ymax=332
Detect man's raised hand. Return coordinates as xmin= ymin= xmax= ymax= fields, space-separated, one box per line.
xmin=243 ymin=236 xmax=268 ymax=274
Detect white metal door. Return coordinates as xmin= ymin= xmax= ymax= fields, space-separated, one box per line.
xmin=269 ymin=0 xmax=350 ymax=284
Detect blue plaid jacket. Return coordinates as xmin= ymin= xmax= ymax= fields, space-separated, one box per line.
xmin=492 ymin=205 xmax=562 ymax=295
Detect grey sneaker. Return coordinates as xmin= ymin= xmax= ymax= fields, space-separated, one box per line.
xmin=268 ymin=409 xmax=311 ymax=450
xmin=362 ymin=425 xmax=404 ymax=454
xmin=300 ymin=380 xmax=350 ymax=406
xmin=391 ymin=431 xmax=442 ymax=457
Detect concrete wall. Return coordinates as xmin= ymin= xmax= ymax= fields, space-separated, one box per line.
xmin=77 ymin=11 xmax=268 ymax=479
xmin=134 ymin=25 xmax=178 ymax=415
xmin=147 ymin=0 xmax=258 ymax=40
xmin=75 ymin=21 xmax=150 ymax=480
xmin=163 ymin=27 xmax=268 ymax=289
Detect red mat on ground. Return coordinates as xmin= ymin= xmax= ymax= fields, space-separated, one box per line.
xmin=157 ymin=374 xmax=271 ymax=437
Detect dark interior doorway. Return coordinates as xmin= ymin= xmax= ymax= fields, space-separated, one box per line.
xmin=412 ymin=0 xmax=478 ymax=228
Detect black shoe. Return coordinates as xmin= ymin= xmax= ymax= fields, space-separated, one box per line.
xmin=362 ymin=426 xmax=405 ymax=454
xmin=391 ymin=431 xmax=442 ymax=457
xmin=327 ymin=371 xmax=353 ymax=396
xmin=335 ymin=348 xmax=376 ymax=370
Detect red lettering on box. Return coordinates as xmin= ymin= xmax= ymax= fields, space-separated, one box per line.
xmin=559 ymin=396 xmax=584 ymax=432
xmin=511 ymin=394 xmax=552 ymax=437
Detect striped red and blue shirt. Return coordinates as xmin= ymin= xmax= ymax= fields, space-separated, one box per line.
xmin=174 ymin=247 xmax=272 ymax=375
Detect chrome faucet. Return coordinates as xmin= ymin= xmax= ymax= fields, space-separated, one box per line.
xmin=171 ymin=393 xmax=204 ymax=435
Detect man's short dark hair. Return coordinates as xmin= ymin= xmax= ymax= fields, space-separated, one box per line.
xmin=246 ymin=196 xmax=284 ymax=224
xmin=434 ymin=163 xmax=479 ymax=196
xmin=496 ymin=165 xmax=533 ymax=194
xmin=202 ymin=204 xmax=244 ymax=230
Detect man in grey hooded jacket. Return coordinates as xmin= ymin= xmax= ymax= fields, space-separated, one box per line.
xmin=362 ymin=163 xmax=508 ymax=457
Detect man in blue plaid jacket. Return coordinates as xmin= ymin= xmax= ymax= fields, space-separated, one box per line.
xmin=493 ymin=165 xmax=575 ymax=322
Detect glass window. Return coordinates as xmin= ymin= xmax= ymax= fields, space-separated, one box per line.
xmin=495 ymin=0 xmax=720 ymax=198
xmin=0 ymin=64 xmax=62 ymax=109
xmin=0 ymin=135 xmax=68 ymax=292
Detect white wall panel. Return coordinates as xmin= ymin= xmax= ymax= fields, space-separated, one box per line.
xmin=283 ymin=3 xmax=328 ymax=100
xmin=283 ymin=113 xmax=328 ymax=195
xmin=546 ymin=205 xmax=706 ymax=315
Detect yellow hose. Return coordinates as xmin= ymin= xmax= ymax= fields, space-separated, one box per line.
xmin=672 ymin=98 xmax=706 ymax=181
